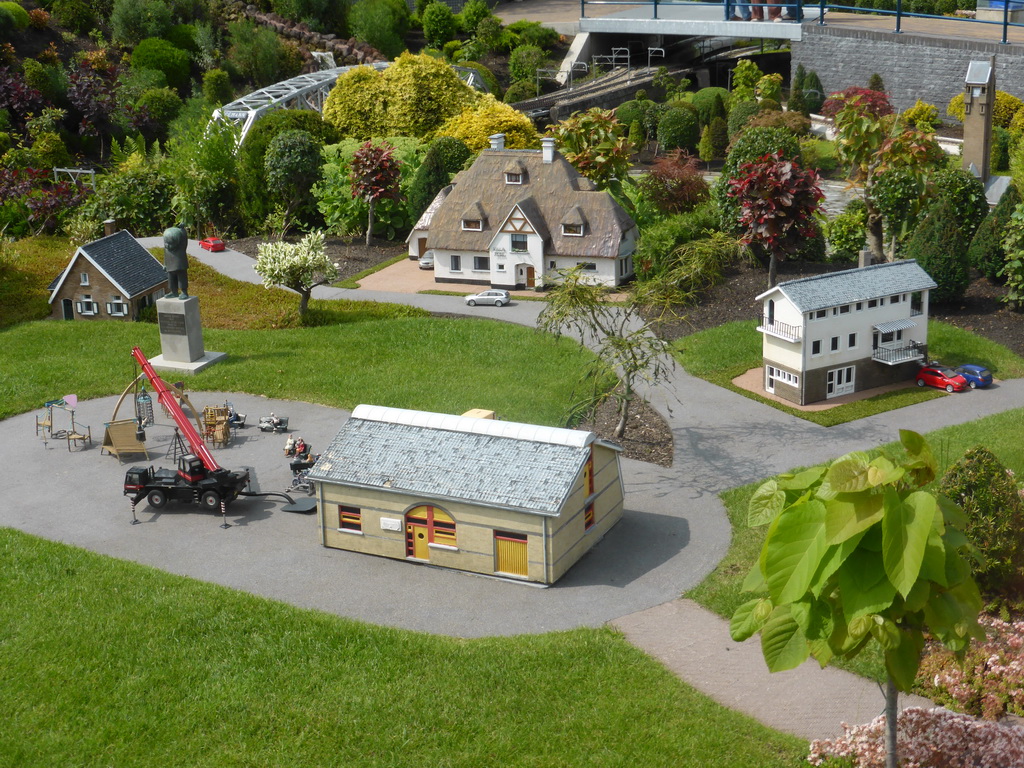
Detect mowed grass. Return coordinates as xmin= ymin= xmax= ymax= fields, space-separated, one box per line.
xmin=674 ymin=320 xmax=1024 ymax=426
xmin=0 ymin=529 xmax=807 ymax=768
xmin=0 ymin=317 xmax=598 ymax=426
xmin=687 ymin=406 xmax=1024 ymax=682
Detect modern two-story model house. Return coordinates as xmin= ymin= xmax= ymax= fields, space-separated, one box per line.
xmin=755 ymin=260 xmax=938 ymax=405
xmin=48 ymin=230 xmax=168 ymax=321
xmin=307 ymin=404 xmax=625 ymax=585
xmin=409 ymin=134 xmax=638 ymax=289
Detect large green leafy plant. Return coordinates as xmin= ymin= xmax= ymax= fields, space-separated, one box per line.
xmin=732 ymin=430 xmax=983 ymax=768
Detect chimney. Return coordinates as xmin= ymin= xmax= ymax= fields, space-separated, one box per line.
xmin=488 ymin=133 xmax=505 ymax=150
xmin=541 ymin=137 xmax=556 ymax=164
xmin=103 ymin=219 xmax=118 ymax=236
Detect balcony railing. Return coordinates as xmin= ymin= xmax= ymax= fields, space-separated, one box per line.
xmin=872 ymin=341 xmax=926 ymax=365
xmin=757 ymin=315 xmax=802 ymax=342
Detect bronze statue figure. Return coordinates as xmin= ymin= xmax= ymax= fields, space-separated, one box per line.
xmin=163 ymin=226 xmax=189 ymax=298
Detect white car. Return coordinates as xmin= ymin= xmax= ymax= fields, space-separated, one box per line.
xmin=464 ymin=289 xmax=511 ymax=307
xmin=418 ymin=252 xmax=434 ymax=270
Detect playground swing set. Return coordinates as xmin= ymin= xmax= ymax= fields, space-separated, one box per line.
xmin=36 ymin=395 xmax=92 ymax=451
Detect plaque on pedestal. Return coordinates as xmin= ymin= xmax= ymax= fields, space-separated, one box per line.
xmin=151 ymin=296 xmax=226 ymax=374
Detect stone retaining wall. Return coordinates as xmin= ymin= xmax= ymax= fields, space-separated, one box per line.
xmin=792 ymin=24 xmax=1024 ymax=118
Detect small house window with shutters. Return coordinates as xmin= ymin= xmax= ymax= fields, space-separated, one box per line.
xmin=107 ymin=296 xmax=128 ymax=316
xmin=77 ymin=294 xmax=98 ymax=315
xmin=339 ymin=505 xmax=362 ymax=533
xmin=80 ymin=272 xmax=90 ymax=286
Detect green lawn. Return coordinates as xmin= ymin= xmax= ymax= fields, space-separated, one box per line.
xmin=0 ymin=317 xmax=598 ymax=425
xmin=686 ymin=406 xmax=1024 ymax=682
xmin=674 ymin=319 xmax=1024 ymax=426
xmin=0 ymin=528 xmax=807 ymax=768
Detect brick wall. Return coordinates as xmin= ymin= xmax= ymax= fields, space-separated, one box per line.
xmin=792 ymin=25 xmax=1024 ymax=118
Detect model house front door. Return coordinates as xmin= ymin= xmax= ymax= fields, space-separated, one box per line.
xmin=826 ymin=366 xmax=855 ymax=398
xmin=62 ymin=298 xmax=74 ymax=320
xmin=406 ymin=521 xmax=429 ymax=559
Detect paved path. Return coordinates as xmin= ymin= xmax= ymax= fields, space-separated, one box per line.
xmin=10 ymin=238 xmax=1023 ymax=740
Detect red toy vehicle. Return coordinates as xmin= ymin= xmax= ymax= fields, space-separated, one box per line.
xmin=915 ymin=365 xmax=968 ymax=393
xmin=199 ymin=237 xmax=225 ymax=252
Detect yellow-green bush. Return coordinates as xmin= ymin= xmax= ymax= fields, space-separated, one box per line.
xmin=321 ymin=65 xmax=386 ymax=140
xmin=901 ymin=99 xmax=940 ymax=130
xmin=435 ymin=95 xmax=539 ymax=151
xmin=379 ymin=52 xmax=479 ymax=138
xmin=947 ymin=90 xmax=1023 ymax=128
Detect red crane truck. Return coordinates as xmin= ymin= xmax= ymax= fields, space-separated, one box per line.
xmin=123 ymin=347 xmax=250 ymax=512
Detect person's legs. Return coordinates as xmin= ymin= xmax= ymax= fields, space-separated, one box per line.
xmin=767 ymin=0 xmax=782 ymax=20
xmin=751 ymin=0 xmax=765 ymax=20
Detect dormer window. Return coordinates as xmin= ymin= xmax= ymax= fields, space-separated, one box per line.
xmin=505 ymin=172 xmax=522 ymax=185
xmin=562 ymin=223 xmax=583 ymax=236
xmin=462 ymin=219 xmax=482 ymax=231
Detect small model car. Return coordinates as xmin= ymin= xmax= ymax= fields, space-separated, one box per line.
xmin=915 ymin=365 xmax=968 ymax=393
xmin=418 ymin=252 xmax=435 ymax=270
xmin=464 ymin=289 xmax=511 ymax=307
xmin=953 ymin=364 xmax=993 ymax=389
xmin=199 ymin=237 xmax=226 ymax=252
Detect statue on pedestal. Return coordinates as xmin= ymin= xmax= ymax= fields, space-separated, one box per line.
xmin=163 ymin=226 xmax=189 ymax=298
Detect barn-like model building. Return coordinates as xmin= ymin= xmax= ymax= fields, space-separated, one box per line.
xmin=756 ymin=260 xmax=937 ymax=405
xmin=48 ymin=230 xmax=167 ymax=321
xmin=307 ymin=405 xmax=625 ymax=584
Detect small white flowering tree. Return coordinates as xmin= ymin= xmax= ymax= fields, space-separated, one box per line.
xmin=254 ymin=230 xmax=337 ymax=317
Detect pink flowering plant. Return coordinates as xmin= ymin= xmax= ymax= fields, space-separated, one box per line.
xmin=808 ymin=707 xmax=1024 ymax=768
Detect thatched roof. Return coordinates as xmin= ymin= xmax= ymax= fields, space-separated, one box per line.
xmin=427 ymin=149 xmax=635 ymax=259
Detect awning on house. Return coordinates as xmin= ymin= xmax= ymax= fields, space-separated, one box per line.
xmin=874 ymin=319 xmax=917 ymax=334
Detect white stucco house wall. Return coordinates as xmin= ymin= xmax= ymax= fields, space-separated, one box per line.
xmin=412 ymin=134 xmax=638 ymax=290
xmin=755 ymin=260 xmax=938 ymax=405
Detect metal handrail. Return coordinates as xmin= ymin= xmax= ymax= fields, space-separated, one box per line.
xmin=757 ymin=315 xmax=802 ymax=341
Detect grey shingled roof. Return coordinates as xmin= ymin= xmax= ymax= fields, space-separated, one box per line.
xmin=49 ymin=230 xmax=167 ymax=300
xmin=760 ymin=260 xmax=938 ymax=314
xmin=427 ymin=148 xmax=635 ymax=259
xmin=307 ymin=408 xmax=600 ymax=516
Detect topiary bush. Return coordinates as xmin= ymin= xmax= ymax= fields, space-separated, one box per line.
xmin=406 ymin=144 xmax=450 ymax=222
xmin=930 ymin=167 xmax=988 ymax=243
xmin=136 ymin=87 xmax=183 ymax=133
xmin=826 ymin=198 xmax=867 ymax=261
xmin=727 ymin=99 xmax=759 ymax=139
xmin=903 ymin=197 xmax=971 ymax=304
xmin=422 ymin=1 xmax=456 ymax=47
xmin=968 ymin=181 xmax=1020 ymax=280
xmin=427 ymin=135 xmax=471 ymax=173
xmin=657 ymin=106 xmax=700 ymax=151
xmin=202 ymin=68 xmax=233 ymax=105
xmin=508 ymin=44 xmax=546 ymax=84
xmin=131 ymin=37 xmax=190 ymax=93
xmin=0 ymin=2 xmax=28 ymax=30
xmin=690 ymin=87 xmax=730 ymax=127
xmin=802 ymin=70 xmax=825 ymax=114
xmin=502 ymin=79 xmax=539 ymax=103
xmin=938 ymin=446 xmax=1024 ymax=599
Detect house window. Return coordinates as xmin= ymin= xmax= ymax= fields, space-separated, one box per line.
xmin=497 ymin=263 xmax=505 ymax=272
xmin=505 ymin=172 xmax=523 ymax=185
xmin=77 ymin=295 xmax=98 ymax=315
xmin=868 ymin=299 xmax=878 ymax=308
xmin=856 ymin=302 xmax=863 ymax=311
xmin=80 ymin=272 xmax=89 ymax=286
xmin=814 ymin=310 xmax=827 ymax=320
xmin=767 ymin=365 xmax=800 ymax=387
xmin=577 ymin=262 xmax=597 ymax=271
xmin=107 ymin=296 xmax=128 ymax=316
xmin=450 ymin=254 xmax=462 ymax=271
xmin=339 ymin=505 xmax=362 ymax=532
xmin=848 ymin=332 xmax=857 ymax=348
xmin=839 ymin=304 xmax=851 ymax=315
xmin=562 ymin=223 xmax=583 ymax=236
xmin=830 ymin=336 xmax=840 ymax=352
xmin=890 ymin=294 xmax=901 ymax=304
xmin=510 ymin=234 xmax=528 ymax=253
xmin=406 ymin=505 xmax=457 ymax=553
xmin=811 ymin=340 xmax=822 ymax=356
xmin=473 ymin=256 xmax=490 ymax=271
xmin=549 ymin=260 xmax=556 ymax=270
xmin=462 ymin=219 xmax=482 ymax=231
xmin=584 ymin=503 xmax=595 ymax=530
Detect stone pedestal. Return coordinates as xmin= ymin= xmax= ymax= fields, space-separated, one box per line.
xmin=151 ymin=296 xmax=225 ymax=374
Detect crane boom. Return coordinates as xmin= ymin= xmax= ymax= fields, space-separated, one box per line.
xmin=130 ymin=346 xmax=221 ymax=472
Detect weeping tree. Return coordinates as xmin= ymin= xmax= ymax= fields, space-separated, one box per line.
xmin=731 ymin=430 xmax=984 ymax=768
xmin=537 ymin=265 xmax=674 ymax=440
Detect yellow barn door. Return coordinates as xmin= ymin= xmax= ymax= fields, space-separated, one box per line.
xmin=495 ymin=531 xmax=528 ymax=577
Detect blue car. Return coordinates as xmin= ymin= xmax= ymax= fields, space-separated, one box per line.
xmin=954 ymin=364 xmax=993 ymax=389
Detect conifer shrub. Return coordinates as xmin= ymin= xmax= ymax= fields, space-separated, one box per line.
xmin=930 ymin=167 xmax=988 ymax=243
xmin=903 ymin=198 xmax=970 ymax=304
xmin=938 ymin=446 xmax=1024 ymax=598
xmin=867 ymin=72 xmax=885 ymax=91
xmin=968 ymin=182 xmax=1019 ymax=280
xmin=709 ymin=116 xmax=728 ymax=157
xmin=202 ymin=69 xmax=233 ymax=105
xmin=690 ymin=86 xmax=730 ymax=127
xmin=726 ymin=99 xmax=759 ymax=139
xmin=657 ymin=107 xmax=700 ymax=152
xmin=991 ymin=126 xmax=1011 ymax=172
xmin=802 ymin=70 xmax=825 ymax=113
xmin=787 ymin=81 xmax=808 ymax=117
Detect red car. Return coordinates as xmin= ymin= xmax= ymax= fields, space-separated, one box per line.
xmin=199 ymin=237 xmax=225 ymax=252
xmin=916 ymin=365 xmax=969 ymax=393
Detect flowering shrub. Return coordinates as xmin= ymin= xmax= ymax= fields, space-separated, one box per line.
xmin=918 ymin=615 xmax=1024 ymax=720
xmin=821 ymin=87 xmax=893 ymax=119
xmin=808 ymin=707 xmax=1024 ymax=767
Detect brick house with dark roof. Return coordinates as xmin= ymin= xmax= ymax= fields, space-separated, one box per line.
xmin=48 ymin=230 xmax=168 ymax=321
xmin=410 ymin=134 xmax=638 ymax=289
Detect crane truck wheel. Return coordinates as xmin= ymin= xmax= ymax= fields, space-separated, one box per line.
xmin=200 ymin=490 xmax=221 ymax=510
xmin=147 ymin=489 xmax=168 ymax=509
